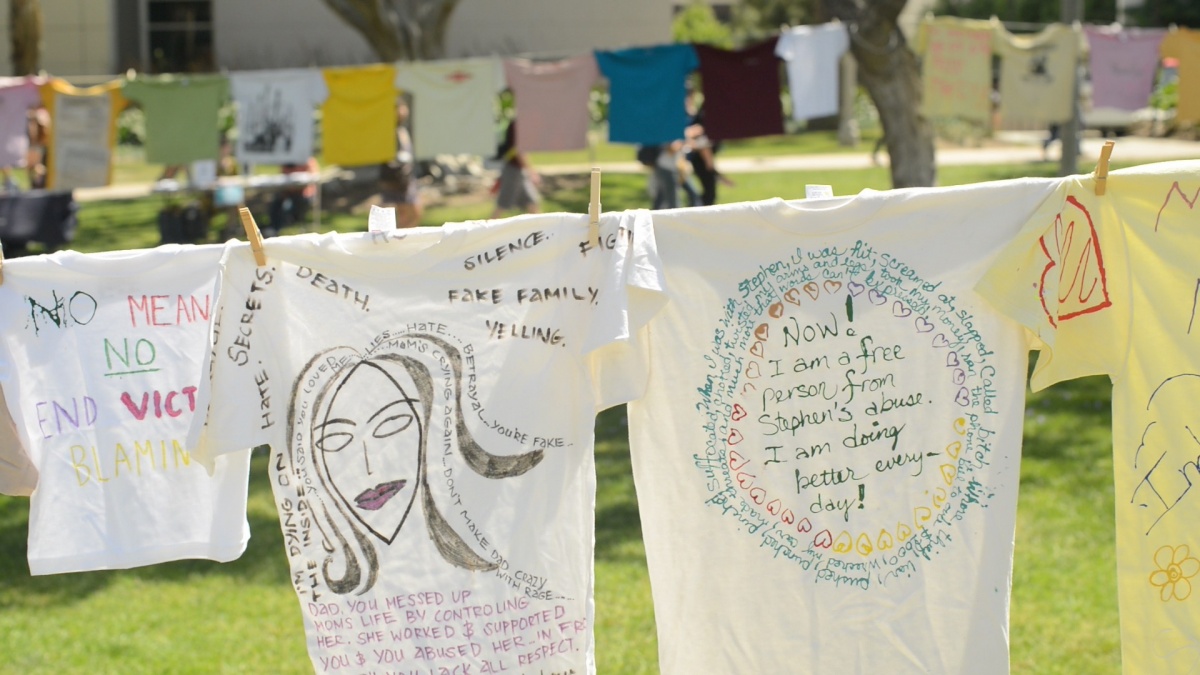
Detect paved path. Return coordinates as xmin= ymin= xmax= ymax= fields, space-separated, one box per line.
xmin=75 ymin=133 xmax=1199 ymax=202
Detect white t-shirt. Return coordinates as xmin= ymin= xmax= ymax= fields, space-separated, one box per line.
xmin=190 ymin=213 xmax=664 ymax=674
xmin=0 ymin=245 xmax=252 ymax=575
xmin=628 ymin=180 xmax=1062 ymax=674
xmin=394 ymin=58 xmax=503 ymax=159
xmin=230 ymin=69 xmax=328 ymax=165
xmin=775 ymin=22 xmax=850 ymax=121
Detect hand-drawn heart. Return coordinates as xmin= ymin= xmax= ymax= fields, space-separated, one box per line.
xmin=940 ymin=463 xmax=958 ymax=486
xmin=796 ymin=517 xmax=813 ymax=533
xmin=867 ymin=289 xmax=887 ymax=305
xmin=892 ymin=301 xmax=912 ymax=318
xmin=749 ymin=341 xmax=764 ymax=358
xmin=731 ymin=403 xmax=747 ymax=421
xmin=848 ymin=281 xmax=866 ymax=297
xmin=754 ymin=323 xmax=770 ymax=341
xmin=896 ymin=522 xmax=913 ymax=542
xmin=728 ymin=450 xmax=749 ymax=471
xmin=946 ymin=351 xmax=961 ymax=368
xmin=876 ymin=530 xmax=894 ymax=551
xmin=933 ymin=487 xmax=948 ymax=508
xmin=945 ymin=441 xmax=962 ymax=459
xmin=954 ymin=387 xmax=970 ymax=406
xmin=727 ymin=428 xmax=745 ymax=445
xmin=953 ymin=417 xmax=967 ymax=435
xmin=783 ymin=288 xmax=804 ymax=306
xmin=824 ymin=280 xmax=842 ymax=293
xmin=803 ymin=281 xmax=820 ymax=300
xmin=749 ymin=487 xmax=766 ymax=504
xmin=914 ymin=506 xmax=933 ymax=525
xmin=856 ymin=533 xmax=874 ymax=556
xmin=952 ymin=368 xmax=966 ymax=385
xmin=915 ymin=317 xmax=934 ymax=333
xmin=813 ymin=529 xmax=834 ymax=548
xmin=768 ymin=302 xmax=784 ymax=319
xmin=745 ymin=361 xmax=762 ymax=379
xmin=932 ymin=334 xmax=950 ymax=348
xmin=766 ymin=499 xmax=781 ymax=516
xmin=742 ymin=383 xmax=757 ymax=395
xmin=833 ymin=531 xmax=853 ymax=554
xmin=736 ymin=471 xmax=756 ymax=489
xmin=781 ymin=509 xmax=796 ymax=525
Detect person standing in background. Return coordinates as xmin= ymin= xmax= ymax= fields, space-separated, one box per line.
xmin=379 ymin=98 xmax=423 ymax=228
xmin=491 ymin=117 xmax=541 ymax=218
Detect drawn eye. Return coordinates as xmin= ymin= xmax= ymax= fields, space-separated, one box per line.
xmin=373 ymin=414 xmax=414 ymax=439
xmin=315 ymin=431 xmax=354 ymax=453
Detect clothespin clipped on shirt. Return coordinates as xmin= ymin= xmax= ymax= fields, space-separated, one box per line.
xmin=239 ymin=207 xmax=267 ymax=266
xmin=588 ymin=168 xmax=601 ymax=243
xmin=1094 ymin=140 xmax=1115 ymax=196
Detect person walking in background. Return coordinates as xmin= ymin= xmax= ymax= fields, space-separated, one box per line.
xmin=491 ymin=118 xmax=541 ymax=218
xmin=267 ymin=156 xmax=319 ymax=236
xmin=379 ymin=98 xmax=422 ymax=228
xmin=684 ymin=104 xmax=731 ymax=207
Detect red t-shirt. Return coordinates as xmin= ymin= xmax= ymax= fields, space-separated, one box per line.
xmin=694 ymin=37 xmax=786 ymax=141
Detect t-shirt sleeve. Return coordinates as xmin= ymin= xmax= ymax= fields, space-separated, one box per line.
xmin=187 ymin=245 xmax=278 ymax=467
xmin=774 ymin=33 xmax=793 ymax=61
xmin=310 ymin=69 xmax=330 ymax=105
xmin=975 ymin=180 xmax=1126 ymax=390
xmin=582 ymin=209 xmax=667 ymax=410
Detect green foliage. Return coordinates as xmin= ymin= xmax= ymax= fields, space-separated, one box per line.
xmin=1132 ymin=0 xmax=1200 ymax=27
xmin=672 ymin=1 xmax=734 ymax=48
xmin=934 ymin=0 xmax=1115 ymax=24
xmin=1151 ymin=81 xmax=1178 ymax=111
xmin=732 ymin=0 xmax=818 ymax=41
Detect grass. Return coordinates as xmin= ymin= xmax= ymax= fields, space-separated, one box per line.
xmin=0 ymin=157 xmax=1134 ymax=673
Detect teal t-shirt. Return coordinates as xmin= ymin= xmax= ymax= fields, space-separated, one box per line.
xmin=123 ymin=75 xmax=228 ymax=165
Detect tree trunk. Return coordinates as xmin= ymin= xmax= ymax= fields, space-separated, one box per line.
xmin=320 ymin=0 xmax=463 ymax=62
xmin=821 ymin=0 xmax=935 ymax=188
xmin=10 ymin=0 xmax=42 ymax=76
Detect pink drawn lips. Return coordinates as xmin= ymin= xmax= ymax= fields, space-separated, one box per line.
xmin=355 ymin=479 xmax=408 ymax=511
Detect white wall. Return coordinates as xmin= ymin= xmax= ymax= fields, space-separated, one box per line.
xmin=40 ymin=0 xmax=115 ymax=76
xmin=212 ymin=0 xmax=375 ymax=70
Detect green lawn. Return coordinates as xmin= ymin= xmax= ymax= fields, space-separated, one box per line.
xmin=0 ymin=160 xmax=1126 ymax=674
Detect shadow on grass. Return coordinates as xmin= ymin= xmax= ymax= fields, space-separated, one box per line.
xmin=1019 ymin=374 xmax=1114 ymax=491
xmin=0 ymin=451 xmax=291 ymax=608
xmin=593 ymin=406 xmax=648 ymax=564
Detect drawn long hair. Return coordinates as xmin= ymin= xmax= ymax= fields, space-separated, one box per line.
xmin=286 ymin=333 xmax=543 ymax=595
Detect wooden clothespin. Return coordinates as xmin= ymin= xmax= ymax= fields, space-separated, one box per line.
xmin=1094 ymin=140 xmax=1115 ymax=196
xmin=239 ymin=207 xmax=266 ymax=266
xmin=588 ymin=168 xmax=601 ymax=242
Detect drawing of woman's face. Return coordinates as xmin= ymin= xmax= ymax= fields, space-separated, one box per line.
xmin=314 ymin=361 xmax=423 ymax=544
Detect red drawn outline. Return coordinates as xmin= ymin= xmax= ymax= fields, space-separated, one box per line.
xmin=1154 ymin=181 xmax=1200 ymax=232
xmin=1037 ymin=195 xmax=1112 ymax=328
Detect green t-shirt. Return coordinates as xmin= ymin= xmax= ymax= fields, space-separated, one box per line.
xmin=123 ymin=75 xmax=228 ymax=165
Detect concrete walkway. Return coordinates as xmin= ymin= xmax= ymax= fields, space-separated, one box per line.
xmin=74 ymin=133 xmax=1199 ymax=203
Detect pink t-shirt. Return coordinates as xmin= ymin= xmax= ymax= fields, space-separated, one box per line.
xmin=1086 ymin=26 xmax=1165 ymax=111
xmin=503 ymin=55 xmax=599 ymax=152
xmin=0 ymin=78 xmax=43 ymax=169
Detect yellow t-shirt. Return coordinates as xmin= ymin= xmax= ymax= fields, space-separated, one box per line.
xmin=916 ymin=16 xmax=995 ymax=123
xmin=39 ymin=78 xmax=125 ymax=190
xmin=978 ymin=159 xmax=1200 ymax=674
xmin=320 ymin=64 xmax=397 ymax=167
xmin=993 ymin=22 xmax=1086 ymax=125
xmin=1161 ymin=29 xmax=1200 ymax=124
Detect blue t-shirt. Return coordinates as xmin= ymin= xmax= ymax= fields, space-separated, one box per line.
xmin=595 ymin=44 xmax=698 ymax=145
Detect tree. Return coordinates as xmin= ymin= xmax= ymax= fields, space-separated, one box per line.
xmin=10 ymin=0 xmax=41 ymax=76
xmin=821 ymin=0 xmax=935 ymax=188
xmin=673 ymin=1 xmax=735 ymax=49
xmin=319 ymin=0 xmax=463 ymax=61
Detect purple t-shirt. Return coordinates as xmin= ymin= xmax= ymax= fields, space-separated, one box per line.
xmin=0 ymin=78 xmax=42 ymax=169
xmin=1086 ymin=27 xmax=1166 ymax=111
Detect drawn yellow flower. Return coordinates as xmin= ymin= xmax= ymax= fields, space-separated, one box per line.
xmin=1150 ymin=545 xmax=1200 ymax=602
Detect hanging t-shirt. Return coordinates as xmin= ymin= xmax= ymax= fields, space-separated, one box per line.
xmin=321 ymin=64 xmax=398 ymax=167
xmin=977 ymin=160 xmax=1200 ymax=675
xmin=775 ymin=22 xmax=850 ymax=122
xmin=0 ymin=77 xmax=43 ymax=168
xmin=0 ymin=386 xmax=38 ymax=497
xmin=41 ymin=78 xmax=125 ymax=190
xmin=229 ymin=69 xmax=328 ymax=165
xmin=916 ymin=17 xmax=995 ymax=123
xmin=1161 ymin=28 xmax=1200 ymax=124
xmin=595 ymin=44 xmax=698 ymax=145
xmin=189 ymin=214 xmax=665 ymax=674
xmin=0 ymin=245 xmax=252 ymax=575
xmin=503 ymin=55 xmax=599 ymax=153
xmin=627 ymin=178 xmax=1063 ymax=674
xmin=394 ymin=58 xmax=502 ymax=159
xmin=122 ymin=74 xmax=228 ymax=165
xmin=1085 ymin=26 xmax=1166 ymax=112
xmin=994 ymin=22 xmax=1085 ymax=126
xmin=694 ymin=38 xmax=785 ymax=141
